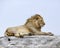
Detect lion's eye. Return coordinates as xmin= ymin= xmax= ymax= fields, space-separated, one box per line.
xmin=36 ymin=18 xmax=38 ymax=20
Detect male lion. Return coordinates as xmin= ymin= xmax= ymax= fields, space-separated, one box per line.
xmin=4 ymin=14 xmax=53 ymax=37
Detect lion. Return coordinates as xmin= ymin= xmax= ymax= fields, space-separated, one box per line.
xmin=4 ymin=14 xmax=54 ymax=38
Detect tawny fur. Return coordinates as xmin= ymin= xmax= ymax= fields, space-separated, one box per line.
xmin=4 ymin=14 xmax=54 ymax=37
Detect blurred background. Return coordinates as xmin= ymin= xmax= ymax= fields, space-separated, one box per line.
xmin=0 ymin=0 xmax=60 ymax=37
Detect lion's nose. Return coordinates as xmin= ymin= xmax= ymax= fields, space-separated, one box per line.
xmin=43 ymin=23 xmax=45 ymax=25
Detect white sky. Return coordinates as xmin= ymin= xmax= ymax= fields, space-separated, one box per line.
xmin=0 ymin=0 xmax=60 ymax=36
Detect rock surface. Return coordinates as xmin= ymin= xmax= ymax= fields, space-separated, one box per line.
xmin=0 ymin=35 xmax=60 ymax=48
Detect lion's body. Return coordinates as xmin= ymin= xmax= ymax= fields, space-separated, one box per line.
xmin=5 ymin=25 xmax=31 ymax=37
xmin=5 ymin=14 xmax=53 ymax=37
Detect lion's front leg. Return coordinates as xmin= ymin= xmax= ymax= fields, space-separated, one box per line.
xmin=44 ymin=32 xmax=54 ymax=36
xmin=34 ymin=32 xmax=54 ymax=36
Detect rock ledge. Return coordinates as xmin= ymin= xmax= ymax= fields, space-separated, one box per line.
xmin=0 ymin=35 xmax=60 ymax=48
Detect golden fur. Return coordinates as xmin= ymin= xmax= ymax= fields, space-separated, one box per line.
xmin=4 ymin=14 xmax=53 ymax=37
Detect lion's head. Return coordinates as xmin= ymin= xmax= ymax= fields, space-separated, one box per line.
xmin=25 ymin=14 xmax=45 ymax=28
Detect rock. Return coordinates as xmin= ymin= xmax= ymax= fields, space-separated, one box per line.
xmin=0 ymin=35 xmax=60 ymax=48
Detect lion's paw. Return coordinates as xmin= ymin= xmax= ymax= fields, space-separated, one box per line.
xmin=48 ymin=32 xmax=54 ymax=36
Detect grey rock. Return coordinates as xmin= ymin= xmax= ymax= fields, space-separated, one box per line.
xmin=0 ymin=35 xmax=60 ymax=48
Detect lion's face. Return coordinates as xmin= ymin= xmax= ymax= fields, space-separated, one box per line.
xmin=31 ymin=14 xmax=45 ymax=28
